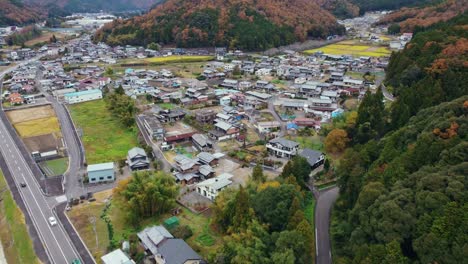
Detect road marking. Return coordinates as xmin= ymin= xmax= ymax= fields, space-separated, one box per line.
xmin=0 ymin=121 xmax=73 ymax=262
xmin=316 ymin=228 xmax=319 ymax=256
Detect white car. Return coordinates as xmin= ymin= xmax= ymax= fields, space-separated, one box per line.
xmin=48 ymin=217 xmax=57 ymax=227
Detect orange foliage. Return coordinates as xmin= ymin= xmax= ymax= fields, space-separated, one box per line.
xmin=432 ymin=122 xmax=459 ymax=139
xmin=378 ymin=0 xmax=468 ymax=32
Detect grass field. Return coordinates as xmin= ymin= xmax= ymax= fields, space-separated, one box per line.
xmin=304 ymin=41 xmax=391 ymax=57
xmin=24 ymin=32 xmax=66 ymax=47
xmin=145 ymin=55 xmax=214 ymax=64
xmin=69 ymin=100 xmax=138 ymax=164
xmin=14 ymin=117 xmax=60 ymax=137
xmin=0 ymin=171 xmax=40 ymax=264
xmin=44 ymin=158 xmax=69 ymax=176
xmin=286 ymin=135 xmax=324 ymax=151
xmin=67 ymin=190 xmax=112 ymax=261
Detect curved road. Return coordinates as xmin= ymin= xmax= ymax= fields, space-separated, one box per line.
xmin=315 ymin=187 xmax=339 ymax=264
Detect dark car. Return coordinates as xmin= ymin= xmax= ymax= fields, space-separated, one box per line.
xmin=20 ymin=182 xmax=27 ymax=188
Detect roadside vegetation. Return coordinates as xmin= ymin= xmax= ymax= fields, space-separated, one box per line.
xmin=69 ymin=100 xmax=138 ymax=164
xmin=0 ymin=170 xmax=40 ymax=264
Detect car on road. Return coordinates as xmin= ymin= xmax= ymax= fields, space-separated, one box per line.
xmin=20 ymin=182 xmax=27 ymax=188
xmin=48 ymin=216 xmax=57 ymax=227
xmin=71 ymin=258 xmax=82 ymax=264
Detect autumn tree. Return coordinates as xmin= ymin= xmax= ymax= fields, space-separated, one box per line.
xmin=324 ymin=129 xmax=349 ymax=154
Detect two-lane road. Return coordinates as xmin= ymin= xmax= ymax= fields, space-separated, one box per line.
xmin=315 ymin=187 xmax=339 ymax=264
xmin=0 ymin=118 xmax=80 ymax=263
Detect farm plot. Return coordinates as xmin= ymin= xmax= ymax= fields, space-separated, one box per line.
xmin=304 ymin=41 xmax=391 ymax=57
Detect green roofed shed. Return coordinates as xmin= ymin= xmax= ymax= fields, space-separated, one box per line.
xmin=164 ymin=216 xmax=179 ymax=229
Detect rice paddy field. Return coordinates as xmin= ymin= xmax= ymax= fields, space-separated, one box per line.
xmin=13 ymin=117 xmax=60 ymax=138
xmin=145 ymin=55 xmax=214 ymax=64
xmin=304 ymin=41 xmax=391 ymax=57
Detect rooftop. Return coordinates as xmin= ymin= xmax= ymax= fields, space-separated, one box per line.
xmin=87 ymin=162 xmax=114 ymax=172
xmin=64 ymin=89 xmax=102 ymax=97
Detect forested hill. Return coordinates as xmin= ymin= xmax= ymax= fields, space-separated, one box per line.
xmin=24 ymin=0 xmax=165 ymax=12
xmin=93 ymin=0 xmax=345 ymax=51
xmin=386 ymin=13 xmax=468 ymax=129
xmin=332 ymin=95 xmax=468 ymax=263
xmin=0 ymin=0 xmax=45 ymax=26
xmin=330 ymin=14 xmax=468 ymax=263
xmin=318 ymin=0 xmax=439 ymax=18
xmin=378 ymin=0 xmax=468 ymax=33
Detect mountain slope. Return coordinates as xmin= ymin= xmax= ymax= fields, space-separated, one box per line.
xmin=385 ymin=13 xmax=468 ymax=129
xmin=378 ymin=0 xmax=468 ymax=33
xmin=93 ymin=0 xmax=345 ymax=50
xmin=25 ymin=0 xmax=165 ymax=12
xmin=330 ymin=14 xmax=468 ymax=263
xmin=0 ymin=0 xmax=45 ymax=26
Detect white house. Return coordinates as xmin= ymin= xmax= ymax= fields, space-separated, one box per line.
xmin=220 ymin=96 xmax=231 ymax=106
xmin=256 ymin=68 xmax=272 ymax=76
xmin=196 ymin=173 xmax=233 ymax=200
xmin=64 ymin=89 xmax=102 ymax=104
xmin=266 ymin=138 xmax=299 ymax=158
xmin=101 ymin=249 xmax=135 ymax=264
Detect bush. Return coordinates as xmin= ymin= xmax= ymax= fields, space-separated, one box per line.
xmin=171 ymin=225 xmax=193 ymax=240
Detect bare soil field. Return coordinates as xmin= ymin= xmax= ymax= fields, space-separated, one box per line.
xmin=6 ymin=105 xmax=55 ymax=124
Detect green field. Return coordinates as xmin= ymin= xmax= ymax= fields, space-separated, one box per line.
xmin=44 ymin=158 xmax=69 ymax=176
xmin=286 ymin=135 xmax=324 ymax=151
xmin=0 ymin=171 xmax=40 ymax=264
xmin=145 ymin=55 xmax=214 ymax=64
xmin=69 ymin=100 xmax=138 ymax=164
xmin=304 ymin=41 xmax=391 ymax=57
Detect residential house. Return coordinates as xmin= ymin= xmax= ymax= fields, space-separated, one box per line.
xmin=195 ymin=110 xmax=217 ymax=124
xmin=156 ymin=109 xmax=186 ymax=123
xmin=266 ymin=138 xmax=299 ymax=158
xmin=196 ymin=152 xmax=219 ymax=167
xmin=137 ymin=226 xmax=203 ymax=264
xmin=256 ymin=121 xmax=281 ymax=134
xmin=174 ymin=155 xmax=199 ymax=174
xmin=140 ymin=114 xmax=164 ymax=139
xmin=196 ymin=173 xmax=233 ymax=200
xmin=101 ymin=249 xmax=135 ymax=264
xmin=87 ymin=162 xmax=115 ymax=184
xmin=127 ymin=147 xmax=150 ymax=171
xmin=191 ymin=134 xmax=213 ymax=152
xmin=8 ymin=93 xmax=23 ymax=105
xmin=220 ymin=79 xmax=238 ymax=89
xmin=208 ymin=121 xmax=239 ymax=141
xmin=298 ymin=148 xmax=325 ymax=169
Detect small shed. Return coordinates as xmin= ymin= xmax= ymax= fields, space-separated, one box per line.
xmin=163 ymin=216 xmax=179 ymax=229
xmin=87 ymin=162 xmax=115 ymax=184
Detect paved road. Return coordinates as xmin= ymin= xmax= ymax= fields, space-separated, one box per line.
xmin=267 ymin=96 xmax=286 ymax=137
xmin=0 ymin=112 xmax=81 ymax=264
xmin=375 ymin=76 xmax=394 ymax=102
xmin=36 ymin=69 xmax=85 ymax=198
xmin=315 ymin=187 xmax=339 ymax=264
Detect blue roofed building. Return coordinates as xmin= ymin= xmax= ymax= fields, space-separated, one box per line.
xmin=64 ymin=89 xmax=102 ymax=104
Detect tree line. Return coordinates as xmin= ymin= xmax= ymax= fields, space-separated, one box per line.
xmin=326 ymin=13 xmax=468 ymax=264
